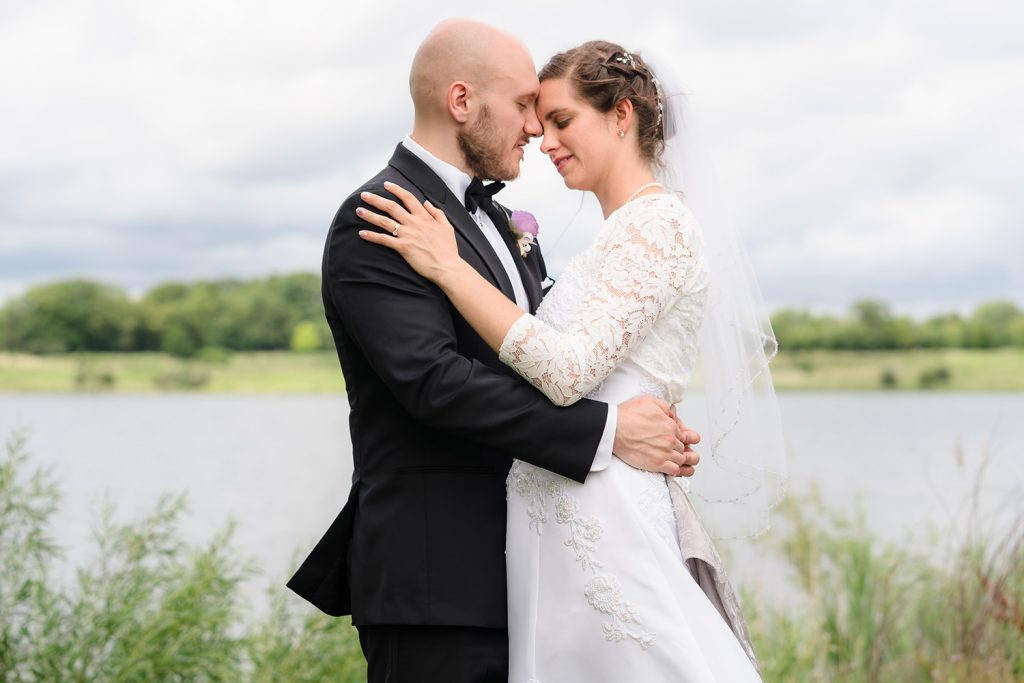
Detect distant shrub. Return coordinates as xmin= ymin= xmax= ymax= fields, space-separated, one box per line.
xmin=290 ymin=321 xmax=324 ymax=352
xmin=880 ymin=369 xmax=898 ymax=389
xmin=73 ymin=355 xmax=117 ymax=391
xmin=161 ymin=323 xmax=203 ymax=358
xmin=155 ymin=366 xmax=211 ymax=390
xmin=918 ymin=366 xmax=952 ymax=389
xmin=794 ymin=356 xmax=815 ymax=374
xmin=197 ymin=345 xmax=233 ymax=364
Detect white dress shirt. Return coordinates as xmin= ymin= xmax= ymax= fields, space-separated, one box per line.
xmin=401 ymin=135 xmax=614 ymax=471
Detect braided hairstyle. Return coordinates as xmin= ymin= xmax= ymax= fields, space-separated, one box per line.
xmin=538 ymin=40 xmax=665 ymax=163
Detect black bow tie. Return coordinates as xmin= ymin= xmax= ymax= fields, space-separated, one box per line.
xmin=464 ymin=178 xmax=506 ymax=214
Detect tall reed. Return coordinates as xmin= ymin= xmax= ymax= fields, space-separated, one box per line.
xmin=0 ymin=433 xmax=366 ymax=683
xmin=5 ymin=431 xmax=1021 ymax=681
xmin=745 ymin=486 xmax=1024 ymax=682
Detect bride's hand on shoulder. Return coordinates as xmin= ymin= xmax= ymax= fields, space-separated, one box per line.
xmin=356 ymin=181 xmax=462 ymax=284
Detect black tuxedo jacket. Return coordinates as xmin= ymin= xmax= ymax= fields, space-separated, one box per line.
xmin=287 ymin=144 xmax=609 ymax=628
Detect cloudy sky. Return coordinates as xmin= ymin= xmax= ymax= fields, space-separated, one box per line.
xmin=1 ymin=0 xmax=1021 ymax=315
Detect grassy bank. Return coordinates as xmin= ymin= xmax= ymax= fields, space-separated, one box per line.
xmin=2 ymin=348 xmax=1024 ymax=393
xmin=0 ymin=351 xmax=346 ymax=393
xmin=763 ymin=348 xmax=1024 ymax=391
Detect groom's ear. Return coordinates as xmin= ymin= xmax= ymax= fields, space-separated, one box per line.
xmin=448 ymin=81 xmax=472 ymax=123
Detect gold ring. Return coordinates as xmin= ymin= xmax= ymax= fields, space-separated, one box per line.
xmin=391 ymin=222 xmax=400 ymax=237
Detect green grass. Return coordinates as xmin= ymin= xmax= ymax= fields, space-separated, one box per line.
xmin=770 ymin=348 xmax=1024 ymax=391
xmin=2 ymin=348 xmax=1023 ymax=393
xmin=0 ymin=351 xmax=346 ymax=393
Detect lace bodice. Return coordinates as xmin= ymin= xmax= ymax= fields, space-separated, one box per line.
xmin=498 ymin=194 xmax=709 ymax=405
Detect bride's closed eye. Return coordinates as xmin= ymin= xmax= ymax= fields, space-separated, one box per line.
xmin=554 ymin=118 xmax=571 ymax=130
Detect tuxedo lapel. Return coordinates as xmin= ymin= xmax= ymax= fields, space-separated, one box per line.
xmin=387 ymin=145 xmax=516 ymax=302
xmin=489 ymin=203 xmax=543 ymax=312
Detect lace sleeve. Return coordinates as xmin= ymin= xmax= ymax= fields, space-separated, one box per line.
xmin=498 ymin=203 xmax=698 ymax=406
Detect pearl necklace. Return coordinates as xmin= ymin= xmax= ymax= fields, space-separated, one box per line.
xmin=625 ymin=182 xmax=664 ymax=204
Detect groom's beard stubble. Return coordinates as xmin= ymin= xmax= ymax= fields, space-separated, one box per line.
xmin=457 ymin=104 xmax=518 ymax=181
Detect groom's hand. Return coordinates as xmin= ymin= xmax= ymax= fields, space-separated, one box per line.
xmin=613 ymin=396 xmax=701 ymax=477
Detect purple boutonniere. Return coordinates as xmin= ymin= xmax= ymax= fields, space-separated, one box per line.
xmin=509 ymin=210 xmax=539 ymax=258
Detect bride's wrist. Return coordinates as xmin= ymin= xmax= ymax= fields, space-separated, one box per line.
xmin=435 ymin=259 xmax=471 ymax=291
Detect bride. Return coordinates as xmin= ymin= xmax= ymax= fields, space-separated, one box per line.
xmin=356 ymin=40 xmax=784 ymax=683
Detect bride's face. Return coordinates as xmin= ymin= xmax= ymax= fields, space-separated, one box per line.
xmin=537 ymin=77 xmax=620 ymax=191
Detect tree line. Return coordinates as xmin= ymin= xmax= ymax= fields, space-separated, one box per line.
xmin=1 ymin=276 xmax=1022 ymax=356
xmin=771 ymin=299 xmax=1024 ymax=351
xmin=0 ymin=274 xmax=331 ymax=357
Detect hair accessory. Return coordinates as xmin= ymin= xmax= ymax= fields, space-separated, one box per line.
xmin=612 ymin=51 xmax=638 ymax=69
xmin=613 ymin=51 xmax=664 ymax=130
xmin=652 ymin=75 xmax=664 ymax=128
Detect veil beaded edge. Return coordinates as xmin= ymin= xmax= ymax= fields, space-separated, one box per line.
xmin=645 ymin=53 xmax=788 ymax=540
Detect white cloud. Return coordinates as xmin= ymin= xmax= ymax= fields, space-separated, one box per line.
xmin=1 ymin=0 xmax=1021 ymax=315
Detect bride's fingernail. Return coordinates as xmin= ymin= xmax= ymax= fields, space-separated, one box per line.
xmin=360 ymin=192 xmax=369 ymax=199
xmin=356 ymin=207 xmax=365 ymax=215
xmin=383 ymin=181 xmax=392 ymax=188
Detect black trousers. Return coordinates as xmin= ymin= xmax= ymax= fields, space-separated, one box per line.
xmin=356 ymin=624 xmax=509 ymax=683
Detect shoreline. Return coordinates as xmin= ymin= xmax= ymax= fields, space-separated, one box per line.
xmin=2 ymin=348 xmax=1023 ymax=393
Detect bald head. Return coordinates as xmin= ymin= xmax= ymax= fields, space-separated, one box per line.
xmin=406 ymin=19 xmax=542 ymax=179
xmin=409 ymin=18 xmax=533 ymax=118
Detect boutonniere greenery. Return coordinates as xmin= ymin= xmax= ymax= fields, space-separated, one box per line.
xmin=508 ymin=210 xmax=539 ymax=258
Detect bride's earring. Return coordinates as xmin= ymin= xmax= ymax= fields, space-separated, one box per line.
xmin=617 ymin=129 xmax=625 ymax=138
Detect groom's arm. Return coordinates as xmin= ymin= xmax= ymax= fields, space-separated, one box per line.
xmin=328 ymin=186 xmax=606 ymax=483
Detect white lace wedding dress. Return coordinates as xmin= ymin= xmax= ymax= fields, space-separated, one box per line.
xmin=500 ymin=194 xmax=762 ymax=682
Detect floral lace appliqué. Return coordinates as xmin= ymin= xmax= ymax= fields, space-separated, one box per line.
xmin=498 ymin=195 xmax=708 ymax=407
xmin=509 ymin=461 xmax=657 ymax=650
xmin=586 ymin=574 xmax=656 ymax=650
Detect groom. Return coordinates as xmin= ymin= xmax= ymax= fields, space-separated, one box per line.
xmin=288 ymin=18 xmax=700 ymax=683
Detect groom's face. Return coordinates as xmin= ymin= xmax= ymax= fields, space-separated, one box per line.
xmin=458 ymin=55 xmax=542 ymax=181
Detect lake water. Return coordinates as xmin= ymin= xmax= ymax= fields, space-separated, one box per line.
xmin=1 ymin=392 xmax=1022 ymax=608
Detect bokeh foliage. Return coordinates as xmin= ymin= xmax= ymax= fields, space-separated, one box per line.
xmin=0 ymin=433 xmax=366 ymax=683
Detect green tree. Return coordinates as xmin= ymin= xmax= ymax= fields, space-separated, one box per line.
xmin=1011 ymin=316 xmax=1024 ymax=346
xmin=231 ymin=274 xmax=323 ymax=350
xmin=848 ymin=299 xmax=902 ymax=350
xmin=0 ymin=280 xmax=142 ymax=353
xmin=770 ymin=309 xmax=819 ymax=351
xmin=965 ymin=300 xmax=1022 ymax=348
xmin=140 ymin=274 xmax=325 ymax=353
xmin=918 ymin=313 xmax=966 ymax=348
xmin=160 ymin=320 xmax=203 ymax=358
